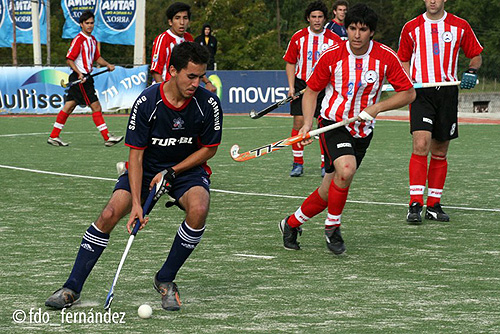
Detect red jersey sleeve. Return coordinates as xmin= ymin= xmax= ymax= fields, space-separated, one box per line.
xmin=306 ymin=48 xmax=335 ymax=92
xmin=283 ymin=35 xmax=299 ymax=64
xmin=397 ymin=23 xmax=414 ymax=63
xmin=460 ymin=21 xmax=483 ymax=59
xmin=185 ymin=32 xmax=194 ymax=42
xmin=151 ymin=33 xmax=167 ymax=75
xmin=66 ymin=35 xmax=82 ymax=61
xmin=385 ymin=50 xmax=413 ymax=92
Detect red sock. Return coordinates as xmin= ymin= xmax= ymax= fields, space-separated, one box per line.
xmin=426 ymin=155 xmax=447 ymax=207
xmin=409 ymin=153 xmax=427 ymax=205
xmin=288 ymin=189 xmax=327 ymax=228
xmin=326 ymin=181 xmax=349 ymax=227
xmin=92 ymin=111 xmax=109 ymax=141
xmin=291 ymin=128 xmax=304 ymax=164
xmin=50 ymin=111 xmax=70 ymax=138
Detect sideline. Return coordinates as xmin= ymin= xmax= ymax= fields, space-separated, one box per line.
xmin=1 ymin=164 xmax=499 ymax=213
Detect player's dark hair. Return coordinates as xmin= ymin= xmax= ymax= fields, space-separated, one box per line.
xmin=332 ymin=0 xmax=349 ymax=12
xmin=170 ymin=42 xmax=209 ymax=72
xmin=166 ymin=2 xmax=191 ymax=21
xmin=79 ymin=11 xmax=95 ymax=24
xmin=305 ymin=1 xmax=329 ymax=22
xmin=344 ymin=3 xmax=378 ymax=32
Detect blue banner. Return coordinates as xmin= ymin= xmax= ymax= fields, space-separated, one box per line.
xmin=0 ymin=0 xmax=47 ymax=45
xmin=61 ymin=0 xmax=135 ymax=45
xmin=0 ymin=0 xmax=8 ymax=47
xmin=0 ymin=65 xmax=148 ymax=113
xmin=206 ymin=71 xmax=290 ymax=114
xmin=61 ymin=0 xmax=98 ymax=39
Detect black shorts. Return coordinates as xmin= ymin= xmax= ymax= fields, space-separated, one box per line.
xmin=65 ymin=72 xmax=99 ymax=106
xmin=319 ymin=118 xmax=373 ymax=173
xmin=409 ymin=86 xmax=459 ymax=141
xmin=290 ymin=78 xmax=324 ymax=118
xmin=114 ymin=166 xmax=211 ymax=206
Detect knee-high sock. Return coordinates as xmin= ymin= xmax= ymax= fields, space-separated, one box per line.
xmin=157 ymin=221 xmax=205 ymax=282
xmin=288 ymin=188 xmax=327 ymax=228
xmin=291 ymin=128 xmax=304 ymax=164
xmin=409 ymin=153 xmax=428 ymax=206
xmin=426 ymin=154 xmax=447 ymax=207
xmin=325 ymin=181 xmax=349 ymax=227
xmin=50 ymin=111 xmax=70 ymax=138
xmin=64 ymin=223 xmax=109 ymax=293
xmin=92 ymin=111 xmax=109 ymax=140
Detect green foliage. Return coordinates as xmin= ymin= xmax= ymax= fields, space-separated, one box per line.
xmin=0 ymin=0 xmax=499 ymax=78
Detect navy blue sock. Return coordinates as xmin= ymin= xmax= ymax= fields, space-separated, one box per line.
xmin=64 ymin=223 xmax=109 ymax=293
xmin=157 ymin=221 xmax=205 ymax=282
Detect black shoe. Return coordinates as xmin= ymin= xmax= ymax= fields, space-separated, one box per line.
xmin=153 ymin=273 xmax=181 ymax=311
xmin=425 ymin=203 xmax=450 ymax=222
xmin=325 ymin=226 xmax=346 ymax=255
xmin=279 ymin=217 xmax=302 ymax=250
xmin=406 ymin=202 xmax=423 ymax=224
xmin=45 ymin=287 xmax=80 ymax=309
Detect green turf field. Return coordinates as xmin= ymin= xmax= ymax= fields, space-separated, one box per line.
xmin=1 ymin=114 xmax=499 ymax=333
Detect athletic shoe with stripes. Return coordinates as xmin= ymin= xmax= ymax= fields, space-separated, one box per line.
xmin=406 ymin=202 xmax=423 ymax=224
xmin=290 ymin=163 xmax=303 ymax=177
xmin=47 ymin=136 xmax=69 ymax=147
xmin=425 ymin=203 xmax=450 ymax=222
xmin=104 ymin=134 xmax=124 ymax=147
xmin=45 ymin=287 xmax=80 ymax=309
xmin=325 ymin=226 xmax=346 ymax=255
xmin=153 ymin=273 xmax=181 ymax=311
xmin=279 ymin=217 xmax=302 ymax=250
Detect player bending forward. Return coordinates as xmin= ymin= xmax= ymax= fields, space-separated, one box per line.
xmin=45 ymin=42 xmax=223 ymax=311
xmin=47 ymin=11 xmax=123 ymax=147
xmin=279 ymin=3 xmax=415 ymax=254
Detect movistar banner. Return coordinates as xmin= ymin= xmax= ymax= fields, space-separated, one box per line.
xmin=61 ymin=0 xmax=136 ymax=45
xmin=206 ymin=71 xmax=290 ymax=114
xmin=0 ymin=0 xmax=47 ymax=45
xmin=0 ymin=65 xmax=148 ymax=113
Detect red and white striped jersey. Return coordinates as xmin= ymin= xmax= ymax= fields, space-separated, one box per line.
xmin=397 ymin=12 xmax=483 ymax=83
xmin=150 ymin=29 xmax=194 ymax=81
xmin=283 ymin=27 xmax=341 ymax=81
xmin=66 ymin=32 xmax=100 ymax=74
xmin=307 ymin=40 xmax=413 ymax=138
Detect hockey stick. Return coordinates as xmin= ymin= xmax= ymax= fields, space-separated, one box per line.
xmin=103 ymin=181 xmax=163 ymax=310
xmin=249 ymin=88 xmax=306 ymax=119
xmin=381 ymin=80 xmax=468 ymax=92
xmin=61 ymin=68 xmax=111 ymax=88
xmin=231 ymin=116 xmax=358 ymax=162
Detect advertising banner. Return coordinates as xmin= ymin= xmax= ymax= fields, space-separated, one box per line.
xmin=0 ymin=65 xmax=148 ymax=114
xmin=0 ymin=0 xmax=47 ymax=45
xmin=206 ymin=70 xmax=290 ymax=114
xmin=61 ymin=0 xmax=135 ymax=45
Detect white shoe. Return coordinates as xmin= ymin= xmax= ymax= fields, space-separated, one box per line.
xmin=116 ymin=161 xmax=127 ymax=176
xmin=105 ymin=134 xmax=124 ymax=147
xmin=47 ymin=136 xmax=69 ymax=147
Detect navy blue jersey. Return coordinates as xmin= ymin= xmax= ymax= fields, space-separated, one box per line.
xmin=125 ymin=82 xmax=223 ymax=174
xmin=325 ymin=21 xmax=347 ymax=40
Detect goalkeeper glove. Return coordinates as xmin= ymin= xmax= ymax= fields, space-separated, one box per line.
xmin=460 ymin=68 xmax=478 ymax=89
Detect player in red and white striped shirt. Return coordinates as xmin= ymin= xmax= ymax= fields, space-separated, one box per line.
xmin=283 ymin=1 xmax=341 ymax=177
xmin=150 ymin=2 xmax=215 ymax=92
xmin=47 ymin=11 xmax=123 ymax=147
xmin=398 ymin=0 xmax=483 ymax=224
xmin=279 ymin=4 xmax=415 ymax=254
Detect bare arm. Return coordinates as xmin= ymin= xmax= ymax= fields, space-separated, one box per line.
xmin=468 ymin=55 xmax=482 ymax=70
xmin=126 ymin=148 xmax=145 ymax=233
xmin=67 ymin=59 xmax=84 ymax=80
xmin=286 ymin=62 xmax=296 ymax=97
xmin=362 ymin=88 xmax=416 ymax=119
xmin=402 ymin=61 xmax=411 ymax=78
xmin=202 ymin=75 xmax=216 ymax=93
xmin=96 ymin=56 xmax=115 ymax=72
xmin=152 ymin=72 xmax=163 ymax=83
xmin=298 ymin=87 xmax=320 ymax=146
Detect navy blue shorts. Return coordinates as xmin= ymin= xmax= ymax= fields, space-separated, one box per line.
xmin=114 ymin=166 xmax=211 ymax=206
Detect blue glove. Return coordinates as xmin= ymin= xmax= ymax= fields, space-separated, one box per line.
xmin=460 ymin=69 xmax=478 ymax=89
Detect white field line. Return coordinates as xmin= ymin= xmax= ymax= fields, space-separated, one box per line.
xmin=0 ymin=164 xmax=499 ymax=213
xmin=233 ymin=254 xmax=276 ymax=260
xmin=0 ymin=131 xmax=92 ymax=138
